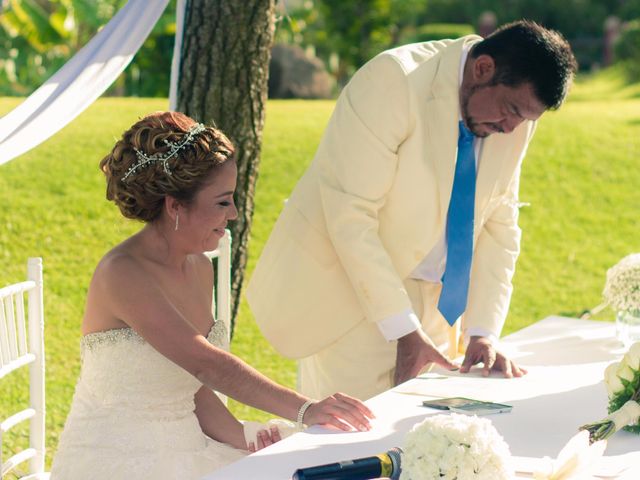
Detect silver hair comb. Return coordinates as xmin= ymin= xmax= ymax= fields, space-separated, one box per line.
xmin=122 ymin=123 xmax=207 ymax=182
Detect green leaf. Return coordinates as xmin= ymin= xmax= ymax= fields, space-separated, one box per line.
xmin=48 ymin=3 xmax=73 ymax=40
xmin=7 ymin=0 xmax=65 ymax=51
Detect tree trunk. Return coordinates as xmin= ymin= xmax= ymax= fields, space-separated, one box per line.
xmin=177 ymin=0 xmax=276 ymax=335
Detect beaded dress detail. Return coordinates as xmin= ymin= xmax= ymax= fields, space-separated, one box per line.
xmin=50 ymin=320 xmax=246 ymax=479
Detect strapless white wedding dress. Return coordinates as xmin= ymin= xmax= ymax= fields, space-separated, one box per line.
xmin=50 ymin=321 xmax=246 ymax=479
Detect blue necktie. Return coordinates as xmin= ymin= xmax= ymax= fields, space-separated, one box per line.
xmin=438 ymin=121 xmax=476 ymax=326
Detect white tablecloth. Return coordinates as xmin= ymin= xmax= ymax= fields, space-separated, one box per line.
xmin=203 ymin=316 xmax=640 ymax=479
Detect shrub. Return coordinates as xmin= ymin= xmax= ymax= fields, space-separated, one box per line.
xmin=615 ymin=19 xmax=640 ymax=81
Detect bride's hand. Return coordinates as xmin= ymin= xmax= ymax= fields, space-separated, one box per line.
xmin=303 ymin=392 xmax=375 ymax=432
xmin=247 ymin=425 xmax=282 ymax=452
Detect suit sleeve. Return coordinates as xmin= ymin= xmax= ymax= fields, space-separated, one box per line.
xmin=463 ymin=123 xmax=537 ymax=337
xmin=316 ymin=53 xmax=414 ymax=324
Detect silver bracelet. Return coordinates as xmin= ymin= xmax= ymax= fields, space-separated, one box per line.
xmin=296 ymin=400 xmax=314 ymax=428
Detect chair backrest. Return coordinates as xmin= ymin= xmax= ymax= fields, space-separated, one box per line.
xmin=0 ymin=258 xmax=45 ymax=478
xmin=204 ymin=230 xmax=232 ymax=344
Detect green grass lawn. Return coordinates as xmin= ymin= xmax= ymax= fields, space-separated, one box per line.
xmin=0 ymin=70 xmax=639 ymax=468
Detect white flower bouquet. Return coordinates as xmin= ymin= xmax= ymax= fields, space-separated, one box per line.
xmin=400 ymin=413 xmax=512 ymax=480
xmin=581 ymin=342 xmax=640 ymax=442
xmin=602 ymin=253 xmax=640 ymax=312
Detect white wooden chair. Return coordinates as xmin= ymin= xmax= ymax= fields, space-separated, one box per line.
xmin=204 ymin=230 xmax=232 ymax=405
xmin=204 ymin=229 xmax=232 ymax=344
xmin=0 ymin=258 xmax=48 ymax=479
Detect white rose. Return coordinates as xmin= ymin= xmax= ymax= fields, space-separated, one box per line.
xmin=604 ymin=362 xmax=623 ymax=396
xmin=616 ymin=362 xmax=635 ymax=384
xmin=623 ymin=342 xmax=640 ymax=370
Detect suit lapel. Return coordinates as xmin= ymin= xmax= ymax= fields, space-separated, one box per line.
xmin=426 ymin=36 xmax=479 ymax=228
xmin=474 ymin=134 xmax=507 ymax=224
xmin=475 ymin=121 xmax=531 ymax=228
xmin=426 ymin=98 xmax=458 ymax=226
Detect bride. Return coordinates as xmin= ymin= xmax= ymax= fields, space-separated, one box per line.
xmin=50 ymin=111 xmax=373 ymax=479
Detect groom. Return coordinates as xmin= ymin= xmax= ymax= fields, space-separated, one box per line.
xmin=247 ymin=20 xmax=577 ymax=400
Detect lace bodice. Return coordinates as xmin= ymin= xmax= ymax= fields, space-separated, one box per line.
xmin=50 ymin=320 xmax=245 ymax=479
xmin=76 ymin=321 xmax=228 ymax=415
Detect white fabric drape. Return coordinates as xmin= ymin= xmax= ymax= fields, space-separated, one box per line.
xmin=169 ymin=0 xmax=186 ymax=110
xmin=0 ymin=0 xmax=171 ymax=166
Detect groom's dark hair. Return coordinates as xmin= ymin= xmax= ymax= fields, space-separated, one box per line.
xmin=471 ymin=20 xmax=578 ymax=110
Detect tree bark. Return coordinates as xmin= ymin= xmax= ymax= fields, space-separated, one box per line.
xmin=177 ymin=0 xmax=276 ymax=335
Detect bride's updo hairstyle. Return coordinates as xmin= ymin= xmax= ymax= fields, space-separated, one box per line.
xmin=100 ymin=111 xmax=235 ymax=222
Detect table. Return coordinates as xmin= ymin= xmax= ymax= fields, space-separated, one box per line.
xmin=203 ymin=317 xmax=640 ymax=479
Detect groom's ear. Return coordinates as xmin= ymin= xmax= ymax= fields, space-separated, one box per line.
xmin=472 ymin=54 xmax=496 ymax=83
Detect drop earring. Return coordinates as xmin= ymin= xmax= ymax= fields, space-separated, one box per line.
xmin=174 ymin=212 xmax=179 ymax=231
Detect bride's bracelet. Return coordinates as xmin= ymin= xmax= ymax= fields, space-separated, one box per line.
xmin=296 ymin=400 xmax=315 ymax=429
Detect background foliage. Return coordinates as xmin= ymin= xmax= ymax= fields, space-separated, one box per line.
xmin=615 ymin=19 xmax=640 ymax=81
xmin=276 ymin=0 xmax=640 ymax=85
xmin=0 ymin=0 xmax=174 ymax=96
xmin=2 ymin=0 xmax=640 ymax=96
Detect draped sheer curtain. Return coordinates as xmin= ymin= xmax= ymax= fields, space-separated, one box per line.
xmin=0 ymin=0 xmax=187 ymax=166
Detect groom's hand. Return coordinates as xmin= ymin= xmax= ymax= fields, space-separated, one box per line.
xmin=394 ymin=329 xmax=458 ymax=386
xmin=460 ymin=336 xmax=527 ymax=378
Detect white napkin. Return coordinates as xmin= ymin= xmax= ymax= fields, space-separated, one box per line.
xmin=242 ymin=419 xmax=301 ymax=449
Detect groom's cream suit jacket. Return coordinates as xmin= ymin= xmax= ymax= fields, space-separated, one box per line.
xmin=246 ymin=36 xmax=535 ymax=360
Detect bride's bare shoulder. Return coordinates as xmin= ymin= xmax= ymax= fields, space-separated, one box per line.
xmin=93 ymin=242 xmax=144 ymax=285
xmin=82 ymin=243 xmax=143 ymax=334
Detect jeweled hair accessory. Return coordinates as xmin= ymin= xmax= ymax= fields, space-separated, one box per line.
xmin=122 ymin=123 xmax=207 ymax=182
